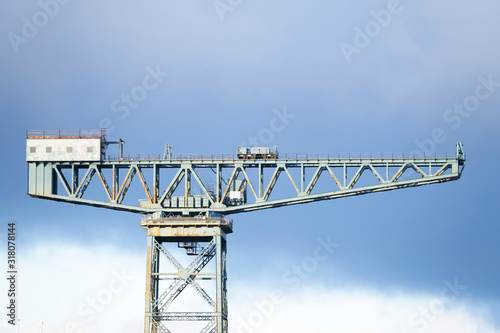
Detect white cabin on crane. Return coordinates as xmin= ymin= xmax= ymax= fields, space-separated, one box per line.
xmin=26 ymin=129 xmax=106 ymax=162
xmin=26 ymin=129 xmax=106 ymax=196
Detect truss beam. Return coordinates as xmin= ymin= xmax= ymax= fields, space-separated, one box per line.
xmin=28 ymin=149 xmax=465 ymax=216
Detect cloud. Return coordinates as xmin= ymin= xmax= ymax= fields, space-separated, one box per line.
xmin=0 ymin=241 xmax=145 ymax=333
xmin=1 ymin=238 xmax=499 ymax=333
xmin=230 ymin=284 xmax=499 ymax=333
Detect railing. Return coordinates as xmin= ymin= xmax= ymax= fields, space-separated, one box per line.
xmin=277 ymin=152 xmax=457 ymax=160
xmin=174 ymin=154 xmax=235 ymax=160
xmin=108 ymin=154 xmax=163 ymax=161
xmin=26 ymin=129 xmax=105 ymax=139
xmin=106 ymin=152 xmax=460 ymax=161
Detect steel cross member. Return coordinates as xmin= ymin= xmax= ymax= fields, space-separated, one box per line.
xmin=143 ymin=217 xmax=231 ymax=333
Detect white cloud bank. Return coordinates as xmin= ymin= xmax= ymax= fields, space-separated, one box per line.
xmin=0 ymin=242 xmax=498 ymax=333
xmin=0 ymin=241 xmax=145 ymax=333
xmin=230 ymin=285 xmax=499 ymax=333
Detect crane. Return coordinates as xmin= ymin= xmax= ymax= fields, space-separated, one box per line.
xmin=26 ymin=129 xmax=465 ymax=333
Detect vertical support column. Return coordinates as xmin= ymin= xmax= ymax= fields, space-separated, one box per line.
xmin=153 ymin=241 xmax=159 ymax=322
xmin=72 ymin=164 xmax=79 ymax=195
xmin=216 ymin=164 xmax=221 ymax=203
xmin=386 ymin=162 xmax=389 ymax=182
xmin=28 ymin=163 xmax=36 ymax=195
xmin=343 ymin=163 xmax=347 ymax=188
xmin=112 ymin=165 xmax=118 ymax=202
xmin=215 ymin=235 xmax=228 ymax=333
xmin=300 ymin=164 xmax=305 ymax=193
xmin=46 ymin=163 xmax=57 ymax=195
xmin=153 ymin=164 xmax=159 ymax=204
xmin=185 ymin=167 xmax=191 ymax=208
xmin=259 ymin=164 xmax=264 ymax=198
xmin=144 ymin=235 xmax=156 ymax=333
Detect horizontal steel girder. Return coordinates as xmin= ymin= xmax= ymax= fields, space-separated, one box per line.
xmin=153 ymin=313 xmax=219 ymax=321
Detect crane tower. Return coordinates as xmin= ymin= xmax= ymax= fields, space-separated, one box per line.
xmin=26 ymin=129 xmax=466 ymax=333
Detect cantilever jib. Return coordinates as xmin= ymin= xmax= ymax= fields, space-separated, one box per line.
xmin=26 ymin=129 xmax=465 ymax=217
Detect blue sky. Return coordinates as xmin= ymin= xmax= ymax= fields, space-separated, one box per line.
xmin=1 ymin=0 xmax=500 ymax=332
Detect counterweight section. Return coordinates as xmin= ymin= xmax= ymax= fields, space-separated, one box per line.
xmin=27 ymin=162 xmax=57 ymax=196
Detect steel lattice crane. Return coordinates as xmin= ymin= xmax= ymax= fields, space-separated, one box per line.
xmin=26 ymin=129 xmax=465 ymax=333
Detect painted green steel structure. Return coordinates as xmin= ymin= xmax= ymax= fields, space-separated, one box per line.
xmin=26 ymin=130 xmax=466 ymax=333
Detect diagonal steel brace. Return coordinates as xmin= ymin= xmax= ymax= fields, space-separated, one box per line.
xmin=153 ymin=239 xmax=216 ymax=311
xmin=153 ymin=239 xmax=216 ymax=310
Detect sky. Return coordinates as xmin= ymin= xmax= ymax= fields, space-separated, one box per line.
xmin=1 ymin=0 xmax=500 ymax=332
